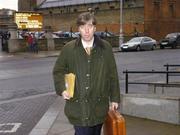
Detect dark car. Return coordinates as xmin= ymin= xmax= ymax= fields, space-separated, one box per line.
xmin=160 ymin=33 xmax=180 ymax=49
xmin=53 ymin=31 xmax=79 ymax=38
xmin=95 ymin=31 xmax=115 ymax=38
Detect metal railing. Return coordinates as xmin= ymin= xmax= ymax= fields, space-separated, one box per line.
xmin=123 ymin=64 xmax=180 ymax=94
xmin=164 ymin=64 xmax=180 ymax=83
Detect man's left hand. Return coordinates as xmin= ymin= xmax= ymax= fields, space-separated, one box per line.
xmin=110 ymin=102 xmax=119 ymax=111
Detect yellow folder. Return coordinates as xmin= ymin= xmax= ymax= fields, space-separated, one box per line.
xmin=65 ymin=73 xmax=76 ymax=98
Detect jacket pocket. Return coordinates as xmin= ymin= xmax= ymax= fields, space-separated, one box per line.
xmin=99 ymin=79 xmax=110 ymax=98
xmin=64 ymin=99 xmax=81 ymax=120
xmin=94 ymin=97 xmax=109 ymax=118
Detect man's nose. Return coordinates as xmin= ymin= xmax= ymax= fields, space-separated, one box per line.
xmin=85 ymin=26 xmax=89 ymax=33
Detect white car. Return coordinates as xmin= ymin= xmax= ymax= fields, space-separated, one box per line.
xmin=121 ymin=36 xmax=157 ymax=51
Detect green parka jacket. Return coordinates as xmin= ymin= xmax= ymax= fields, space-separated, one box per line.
xmin=53 ymin=35 xmax=120 ymax=126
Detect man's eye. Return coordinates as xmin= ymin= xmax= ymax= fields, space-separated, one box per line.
xmin=87 ymin=24 xmax=93 ymax=28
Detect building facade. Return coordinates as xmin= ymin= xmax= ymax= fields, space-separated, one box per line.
xmin=17 ymin=0 xmax=180 ymax=40
xmin=18 ymin=0 xmax=38 ymax=11
xmin=0 ymin=9 xmax=16 ymax=31
xmin=144 ymin=0 xmax=180 ymax=40
xmin=18 ymin=0 xmax=144 ymax=36
xmin=0 ymin=9 xmax=16 ymax=52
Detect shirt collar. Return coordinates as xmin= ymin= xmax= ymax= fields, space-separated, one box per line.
xmin=81 ymin=37 xmax=94 ymax=48
xmin=75 ymin=35 xmax=105 ymax=49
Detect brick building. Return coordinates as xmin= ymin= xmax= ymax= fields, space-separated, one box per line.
xmin=18 ymin=0 xmax=144 ymax=36
xmin=144 ymin=0 xmax=180 ymax=40
xmin=17 ymin=0 xmax=180 ymax=40
xmin=18 ymin=0 xmax=44 ymax=11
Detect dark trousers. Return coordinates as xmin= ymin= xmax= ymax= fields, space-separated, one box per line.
xmin=74 ymin=123 xmax=103 ymax=135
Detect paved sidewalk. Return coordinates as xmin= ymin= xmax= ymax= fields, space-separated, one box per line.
xmin=0 ymin=51 xmax=60 ymax=62
xmin=14 ymin=50 xmax=60 ymax=58
xmin=14 ymin=47 xmax=120 ymax=58
xmin=29 ymin=96 xmax=180 ymax=135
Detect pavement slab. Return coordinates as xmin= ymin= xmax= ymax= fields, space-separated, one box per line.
xmin=30 ymin=96 xmax=180 ymax=135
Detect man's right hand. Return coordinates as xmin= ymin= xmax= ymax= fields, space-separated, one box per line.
xmin=62 ymin=91 xmax=70 ymax=100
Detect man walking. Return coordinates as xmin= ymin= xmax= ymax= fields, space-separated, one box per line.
xmin=53 ymin=12 xmax=120 ymax=135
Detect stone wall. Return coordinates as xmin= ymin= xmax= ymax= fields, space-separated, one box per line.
xmin=121 ymin=94 xmax=180 ymax=125
xmin=12 ymin=36 xmax=123 ymax=52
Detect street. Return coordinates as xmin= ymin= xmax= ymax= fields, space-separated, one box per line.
xmin=0 ymin=48 xmax=180 ymax=134
xmin=0 ymin=56 xmax=57 ymax=135
xmin=116 ymin=48 xmax=180 ymax=94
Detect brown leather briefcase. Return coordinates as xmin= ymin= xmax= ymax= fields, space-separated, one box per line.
xmin=103 ymin=110 xmax=126 ymax=135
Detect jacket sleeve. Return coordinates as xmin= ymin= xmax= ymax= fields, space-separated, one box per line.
xmin=107 ymin=45 xmax=120 ymax=103
xmin=53 ymin=47 xmax=68 ymax=96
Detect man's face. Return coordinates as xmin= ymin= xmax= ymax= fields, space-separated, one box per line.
xmin=78 ymin=20 xmax=96 ymax=42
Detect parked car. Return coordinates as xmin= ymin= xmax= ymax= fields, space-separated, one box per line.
xmin=95 ymin=31 xmax=115 ymax=38
xmin=159 ymin=32 xmax=180 ymax=49
xmin=74 ymin=32 xmax=80 ymax=37
xmin=52 ymin=33 xmax=60 ymax=38
xmin=54 ymin=31 xmax=79 ymax=38
xmin=120 ymin=36 xmax=157 ymax=51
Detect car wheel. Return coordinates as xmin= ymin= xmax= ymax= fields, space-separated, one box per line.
xmin=151 ymin=45 xmax=156 ymax=50
xmin=160 ymin=45 xmax=164 ymax=49
xmin=136 ymin=46 xmax=141 ymax=51
xmin=177 ymin=37 xmax=180 ymax=46
xmin=171 ymin=42 xmax=177 ymax=49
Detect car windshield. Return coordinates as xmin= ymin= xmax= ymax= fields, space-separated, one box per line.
xmin=128 ymin=37 xmax=141 ymax=43
xmin=166 ymin=33 xmax=178 ymax=38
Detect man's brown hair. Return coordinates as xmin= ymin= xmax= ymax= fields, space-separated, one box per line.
xmin=76 ymin=12 xmax=97 ymax=27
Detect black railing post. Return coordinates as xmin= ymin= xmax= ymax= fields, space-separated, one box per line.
xmin=166 ymin=64 xmax=169 ymax=84
xmin=123 ymin=67 xmax=180 ymax=94
xmin=125 ymin=70 xmax=128 ymax=94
